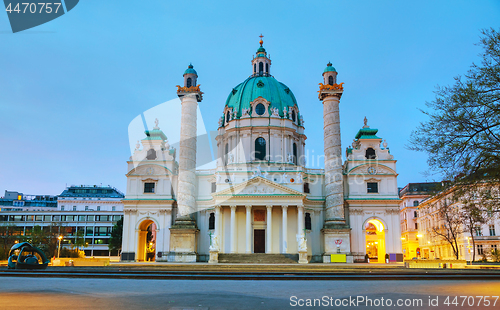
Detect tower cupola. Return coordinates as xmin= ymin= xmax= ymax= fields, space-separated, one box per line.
xmin=322 ymin=62 xmax=338 ymax=85
xmin=251 ymin=34 xmax=271 ymax=77
xmin=183 ymin=64 xmax=198 ymax=88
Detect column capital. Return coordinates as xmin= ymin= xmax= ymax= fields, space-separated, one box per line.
xmin=230 ymin=205 xmax=237 ymax=210
xmin=281 ymin=205 xmax=288 ymax=210
xmin=245 ymin=205 xmax=252 ymax=211
xmin=214 ymin=205 xmax=221 ymax=211
xmin=266 ymin=205 xmax=273 ymax=210
xmin=297 ymin=204 xmax=304 ymax=211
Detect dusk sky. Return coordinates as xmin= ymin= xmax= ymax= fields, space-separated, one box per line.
xmin=1 ymin=0 xmax=499 ymax=195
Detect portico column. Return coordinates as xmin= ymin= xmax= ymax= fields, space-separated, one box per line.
xmin=245 ymin=205 xmax=252 ymax=253
xmin=282 ymin=205 xmax=288 ymax=253
xmin=266 ymin=205 xmax=272 ymax=253
xmin=230 ymin=205 xmax=236 ymax=253
xmin=214 ymin=205 xmax=221 ymax=238
xmin=298 ymin=205 xmax=304 ymax=235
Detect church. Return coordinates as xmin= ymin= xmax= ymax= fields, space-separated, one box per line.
xmin=120 ymin=38 xmax=403 ymax=263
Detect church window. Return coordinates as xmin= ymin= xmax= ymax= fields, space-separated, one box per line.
xmin=254 ymin=63 xmax=256 ymax=73
xmin=255 ymin=137 xmax=266 ymax=160
xmin=265 ymin=63 xmax=269 ymax=74
xmin=146 ymin=149 xmax=157 ymax=160
xmin=112 ymin=206 xmax=116 ymax=211
xmin=97 ymin=206 xmax=101 ymax=211
xmin=226 ymin=111 xmax=230 ymax=123
xmin=209 ymin=213 xmax=215 ymax=230
xmin=413 ymin=200 xmax=419 ymax=207
xmin=187 ymin=77 xmax=192 ymax=88
xmin=415 ymin=223 xmax=418 ymax=230
xmin=414 ymin=211 xmax=418 ymax=218
xmin=365 ymin=148 xmax=376 ymax=159
xmin=367 ymin=182 xmax=378 ymax=193
xmin=291 ymin=110 xmax=296 ymax=122
xmin=293 ymin=143 xmax=297 ymax=165
xmin=259 ymin=62 xmax=263 ymax=75
xmin=211 ymin=182 xmax=216 ymax=193
xmin=255 ymin=103 xmax=265 ymax=115
xmin=304 ymin=182 xmax=310 ymax=193
xmin=328 ymin=75 xmax=334 ymax=85
xmin=61 ymin=206 xmax=64 ymax=211
xmin=85 ymin=206 xmax=89 ymax=211
xmin=144 ymin=182 xmax=155 ymax=193
xmin=305 ymin=213 xmax=312 ymax=230
xmin=73 ymin=206 xmax=76 ymax=211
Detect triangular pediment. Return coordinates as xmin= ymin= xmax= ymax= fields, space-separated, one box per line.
xmin=213 ymin=176 xmax=305 ymax=197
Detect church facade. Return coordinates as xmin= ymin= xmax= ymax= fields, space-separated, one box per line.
xmin=121 ymin=40 xmax=403 ymax=263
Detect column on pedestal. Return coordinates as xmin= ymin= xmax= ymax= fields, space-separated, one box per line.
xmin=230 ymin=205 xmax=236 ymax=253
xmin=245 ymin=205 xmax=252 ymax=253
xmin=282 ymin=205 xmax=288 ymax=253
xmin=266 ymin=205 xmax=273 ymax=253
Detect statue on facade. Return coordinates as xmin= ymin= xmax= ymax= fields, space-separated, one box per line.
xmin=271 ymin=107 xmax=279 ymax=117
xmin=228 ymin=153 xmax=234 ymax=164
xmin=154 ymin=118 xmax=159 ymax=129
xmin=287 ymin=153 xmax=293 ymax=163
xmin=297 ymin=233 xmax=307 ymax=252
xmin=242 ymin=108 xmax=250 ymax=117
xmin=383 ymin=139 xmax=388 ymax=149
xmin=218 ymin=117 xmax=223 ymax=127
xmin=135 ymin=140 xmax=140 ymax=151
xmin=210 ymin=234 xmax=220 ymax=252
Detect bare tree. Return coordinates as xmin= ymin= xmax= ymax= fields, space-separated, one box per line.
xmin=430 ymin=199 xmax=463 ymax=259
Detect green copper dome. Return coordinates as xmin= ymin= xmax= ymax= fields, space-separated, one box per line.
xmin=225 ymin=76 xmax=298 ymax=118
xmin=184 ymin=64 xmax=197 ymax=75
xmin=257 ymin=46 xmax=266 ymax=53
xmin=324 ymin=62 xmax=336 ymax=73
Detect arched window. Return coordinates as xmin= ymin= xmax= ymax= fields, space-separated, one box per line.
xmin=209 ymin=213 xmax=215 ymax=230
xmin=255 ymin=103 xmax=265 ymax=115
xmin=254 ymin=63 xmax=256 ymax=74
xmin=328 ymin=75 xmax=334 ymax=86
xmin=413 ymin=200 xmax=419 ymax=207
xmin=226 ymin=111 xmax=230 ymax=123
xmin=293 ymin=143 xmax=297 ymax=165
xmin=265 ymin=63 xmax=269 ymax=74
xmin=259 ymin=62 xmax=263 ymax=75
xmin=187 ymin=77 xmax=192 ymax=88
xmin=146 ymin=149 xmax=156 ymax=160
xmin=255 ymin=137 xmax=266 ymax=160
xmin=291 ymin=110 xmax=296 ymax=122
xmin=365 ymin=147 xmax=376 ymax=159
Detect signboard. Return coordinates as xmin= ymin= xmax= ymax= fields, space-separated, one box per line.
xmin=330 ymin=254 xmax=346 ymax=263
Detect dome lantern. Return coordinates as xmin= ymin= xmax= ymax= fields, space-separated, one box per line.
xmin=251 ymin=34 xmax=271 ymax=77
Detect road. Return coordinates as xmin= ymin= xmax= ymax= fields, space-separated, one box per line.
xmin=1 ymin=277 xmax=500 ymax=309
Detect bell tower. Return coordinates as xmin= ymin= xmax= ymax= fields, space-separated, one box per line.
xmin=318 ymin=62 xmax=352 ymax=263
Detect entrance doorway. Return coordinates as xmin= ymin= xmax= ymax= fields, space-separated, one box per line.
xmin=365 ymin=219 xmax=386 ymax=263
xmin=254 ymin=229 xmax=265 ymax=253
xmin=138 ymin=220 xmax=156 ymax=262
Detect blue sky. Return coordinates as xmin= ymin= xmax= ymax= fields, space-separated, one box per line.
xmin=0 ymin=0 xmax=499 ymax=195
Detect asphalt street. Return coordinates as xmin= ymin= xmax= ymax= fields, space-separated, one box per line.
xmin=1 ymin=277 xmax=500 ymax=309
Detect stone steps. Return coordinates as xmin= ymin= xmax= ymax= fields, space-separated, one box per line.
xmin=217 ymin=253 xmax=299 ymax=264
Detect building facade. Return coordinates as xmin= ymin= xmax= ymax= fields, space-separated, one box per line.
xmin=121 ymin=40 xmax=403 ymax=263
xmin=416 ymin=185 xmax=500 ymax=261
xmin=398 ymin=182 xmax=441 ymax=259
xmin=0 ymin=186 xmax=124 ymax=257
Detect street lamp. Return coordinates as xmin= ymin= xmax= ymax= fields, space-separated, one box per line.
xmin=57 ymin=235 xmax=63 ymax=258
